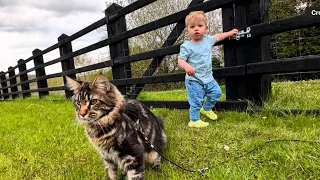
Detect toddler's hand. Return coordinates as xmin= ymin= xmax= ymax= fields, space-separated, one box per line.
xmin=229 ymin=29 xmax=238 ymax=37
xmin=185 ymin=66 xmax=196 ymax=76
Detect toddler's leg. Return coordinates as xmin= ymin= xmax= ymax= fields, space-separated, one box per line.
xmin=203 ymin=79 xmax=222 ymax=110
xmin=186 ymin=80 xmax=209 ymax=127
xmin=200 ymin=80 xmax=222 ymax=120
xmin=186 ymin=79 xmax=204 ymax=121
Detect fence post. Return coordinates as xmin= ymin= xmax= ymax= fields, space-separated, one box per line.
xmin=8 ymin=66 xmax=19 ymax=99
xmin=105 ymin=3 xmax=132 ymax=95
xmin=58 ymin=34 xmax=76 ymax=99
xmin=222 ymin=0 xmax=271 ymax=105
xmin=18 ymin=59 xmax=31 ymax=98
xmin=0 ymin=71 xmax=9 ymax=100
xmin=33 ymin=49 xmax=49 ymax=98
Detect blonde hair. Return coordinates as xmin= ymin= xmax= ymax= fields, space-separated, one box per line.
xmin=185 ymin=11 xmax=207 ymax=27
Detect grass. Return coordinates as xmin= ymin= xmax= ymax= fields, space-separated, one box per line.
xmin=266 ymin=79 xmax=320 ymax=109
xmin=137 ymin=85 xmax=226 ymax=101
xmin=1 ymin=80 xmax=320 ymax=179
xmin=138 ymin=80 xmax=320 ymax=109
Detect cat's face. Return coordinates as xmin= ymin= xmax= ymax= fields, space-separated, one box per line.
xmin=66 ymin=74 xmax=116 ymax=124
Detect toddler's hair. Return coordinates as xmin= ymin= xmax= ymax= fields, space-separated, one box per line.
xmin=185 ymin=11 xmax=207 ymax=27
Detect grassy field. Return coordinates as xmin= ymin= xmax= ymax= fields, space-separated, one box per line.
xmin=0 ymin=80 xmax=320 ymax=179
xmin=138 ymin=79 xmax=320 ymax=109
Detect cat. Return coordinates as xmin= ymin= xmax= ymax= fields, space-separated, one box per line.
xmin=66 ymin=74 xmax=167 ymax=180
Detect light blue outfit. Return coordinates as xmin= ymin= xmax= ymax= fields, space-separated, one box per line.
xmin=179 ymin=35 xmax=222 ymax=121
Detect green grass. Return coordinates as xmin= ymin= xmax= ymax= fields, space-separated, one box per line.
xmin=266 ymin=79 xmax=320 ymax=109
xmin=1 ymin=80 xmax=320 ymax=179
xmin=137 ymin=85 xmax=226 ymax=101
xmin=138 ymin=80 xmax=320 ymax=109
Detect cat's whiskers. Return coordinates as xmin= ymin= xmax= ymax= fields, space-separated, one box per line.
xmin=97 ymin=121 xmax=107 ymax=135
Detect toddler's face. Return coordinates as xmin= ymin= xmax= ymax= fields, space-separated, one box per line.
xmin=186 ymin=21 xmax=208 ymax=42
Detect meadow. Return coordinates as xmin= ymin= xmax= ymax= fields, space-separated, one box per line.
xmin=0 ymin=79 xmax=320 ymax=179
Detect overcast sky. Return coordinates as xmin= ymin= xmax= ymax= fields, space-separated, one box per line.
xmin=0 ymin=0 xmax=109 ymax=74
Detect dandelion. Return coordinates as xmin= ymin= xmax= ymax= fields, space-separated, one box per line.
xmin=223 ymin=145 xmax=230 ymax=151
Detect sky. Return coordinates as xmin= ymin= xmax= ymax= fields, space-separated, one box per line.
xmin=0 ymin=0 xmax=110 ymax=74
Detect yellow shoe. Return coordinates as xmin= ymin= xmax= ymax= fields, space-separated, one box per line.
xmin=188 ymin=120 xmax=209 ymax=128
xmin=200 ymin=108 xmax=218 ymax=120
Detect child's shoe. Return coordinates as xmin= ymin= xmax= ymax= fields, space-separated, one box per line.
xmin=200 ymin=107 xmax=218 ymax=120
xmin=188 ymin=120 xmax=209 ymax=128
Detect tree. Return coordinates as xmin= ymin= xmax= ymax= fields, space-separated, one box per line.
xmin=74 ymin=54 xmax=98 ymax=81
xmin=269 ymin=0 xmax=320 ymax=81
xmin=102 ymin=0 xmax=223 ymax=80
xmin=74 ymin=54 xmax=92 ymax=68
xmin=269 ymin=0 xmax=320 ymax=59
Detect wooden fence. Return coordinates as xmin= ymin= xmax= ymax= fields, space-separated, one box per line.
xmin=0 ymin=0 xmax=320 ymax=112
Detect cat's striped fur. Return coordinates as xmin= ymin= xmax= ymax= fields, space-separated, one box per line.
xmin=66 ymin=74 xmax=166 ymax=180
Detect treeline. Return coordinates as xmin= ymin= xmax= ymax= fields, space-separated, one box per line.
xmin=270 ymin=0 xmax=320 ymax=81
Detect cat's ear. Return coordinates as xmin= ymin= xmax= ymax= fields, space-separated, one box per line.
xmin=65 ymin=76 xmax=81 ymax=94
xmin=92 ymin=73 xmax=111 ymax=92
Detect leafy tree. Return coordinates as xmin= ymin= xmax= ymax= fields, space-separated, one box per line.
xmin=270 ymin=0 xmax=320 ymax=59
xmin=101 ymin=0 xmax=224 ymax=90
xmin=269 ymin=0 xmax=320 ymax=81
xmin=74 ymin=54 xmax=112 ymax=81
xmin=102 ymin=0 xmax=319 ymax=75
xmin=74 ymin=54 xmax=91 ymax=68
xmin=103 ymin=0 xmax=223 ymax=79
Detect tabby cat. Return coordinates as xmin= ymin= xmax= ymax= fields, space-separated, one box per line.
xmin=66 ymin=74 xmax=167 ymax=180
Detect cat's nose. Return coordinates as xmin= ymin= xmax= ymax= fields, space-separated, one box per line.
xmin=79 ymin=109 xmax=88 ymax=117
xmin=79 ymin=112 xmax=87 ymax=117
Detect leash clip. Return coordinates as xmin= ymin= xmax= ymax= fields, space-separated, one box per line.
xmin=198 ymin=167 xmax=209 ymax=174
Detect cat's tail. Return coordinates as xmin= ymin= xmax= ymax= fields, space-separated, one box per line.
xmin=155 ymin=115 xmax=164 ymax=128
xmin=155 ymin=115 xmax=167 ymax=145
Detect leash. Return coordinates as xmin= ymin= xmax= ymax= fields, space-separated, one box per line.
xmin=134 ymin=120 xmax=320 ymax=174
xmin=134 ymin=119 xmax=206 ymax=173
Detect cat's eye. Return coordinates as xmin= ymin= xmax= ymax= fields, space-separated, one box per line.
xmin=90 ymin=99 xmax=99 ymax=105
xmin=75 ymin=100 xmax=81 ymax=106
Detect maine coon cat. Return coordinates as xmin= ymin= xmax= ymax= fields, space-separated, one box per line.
xmin=66 ymin=74 xmax=167 ymax=180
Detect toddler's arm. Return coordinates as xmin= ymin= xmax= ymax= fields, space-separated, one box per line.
xmin=214 ymin=29 xmax=238 ymax=42
xmin=178 ymin=59 xmax=196 ymax=76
